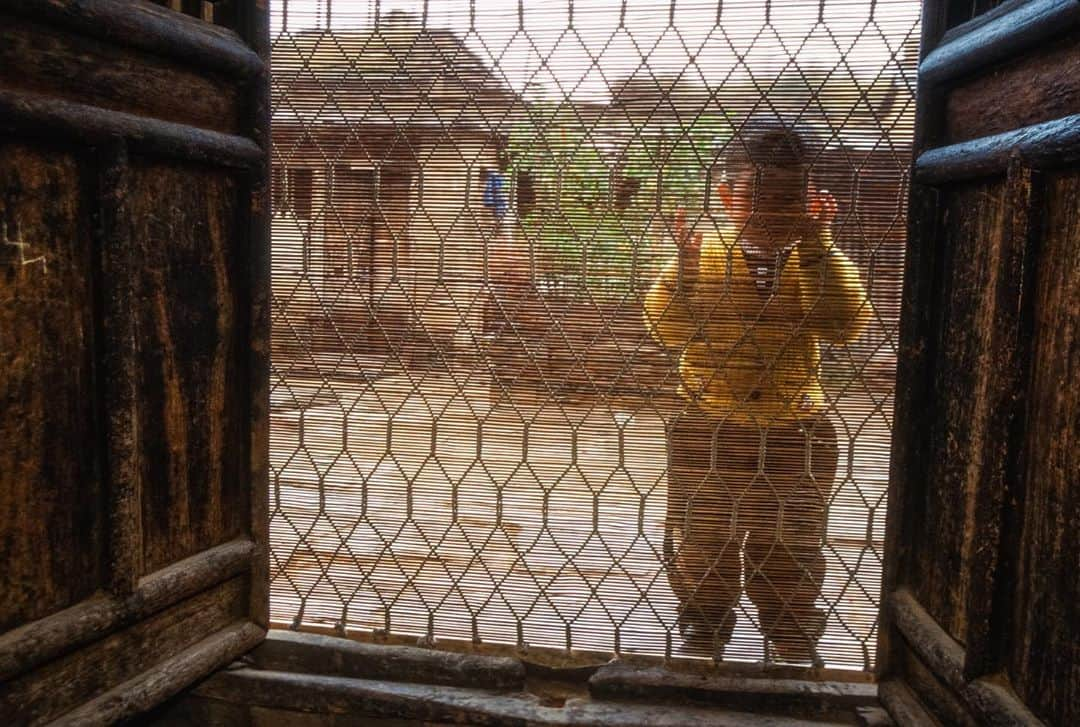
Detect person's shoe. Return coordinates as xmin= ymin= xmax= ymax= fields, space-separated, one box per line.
xmin=763 ymin=606 xmax=827 ymax=666
xmin=768 ymin=638 xmax=824 ymax=667
xmin=677 ymin=610 xmax=735 ymax=650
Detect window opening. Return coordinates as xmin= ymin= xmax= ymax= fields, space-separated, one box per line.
xmin=269 ymin=0 xmax=921 ymax=671
xmin=273 ymin=166 xmax=316 ymax=221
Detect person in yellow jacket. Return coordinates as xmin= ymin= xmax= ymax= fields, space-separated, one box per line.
xmin=643 ymin=116 xmax=870 ymax=664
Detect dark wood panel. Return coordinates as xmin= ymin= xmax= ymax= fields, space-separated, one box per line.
xmin=946 ymin=34 xmax=1080 ymax=143
xmin=959 ymin=164 xmax=1041 ymax=679
xmin=0 ymin=142 xmax=104 ymax=633
xmin=0 ymin=15 xmax=242 ymax=134
xmin=912 ymin=179 xmax=1008 ymax=642
xmin=128 ymin=161 xmax=249 ymax=573
xmin=890 ymin=2 xmax=1078 ymax=724
xmin=1008 ymin=170 xmax=1080 ymax=726
xmin=0 ymin=576 xmax=248 ymax=725
xmin=0 ymin=2 xmax=268 ymax=722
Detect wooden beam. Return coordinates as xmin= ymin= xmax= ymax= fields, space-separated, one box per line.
xmin=250 ymin=630 xmax=526 ymax=690
xmin=0 ymin=90 xmax=264 ymax=169
xmin=48 ymin=621 xmax=265 ymax=727
xmin=239 ymin=0 xmax=272 ymax=631
xmin=95 ymin=139 xmax=143 ymax=596
xmin=915 ymin=114 xmax=1080 ymax=184
xmin=890 ymin=589 xmax=1042 ymax=725
xmin=5 ymin=0 xmax=262 ymax=78
xmin=879 ymin=680 xmax=940 ymax=726
xmin=588 ymin=660 xmax=877 ymax=723
xmin=194 ymin=666 xmax=843 ymax=726
xmin=0 ymin=538 xmax=254 ymax=682
xmin=921 ymin=0 xmax=1080 ymax=86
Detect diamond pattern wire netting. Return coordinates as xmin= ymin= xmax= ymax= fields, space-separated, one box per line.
xmin=269 ymin=0 xmax=920 ymax=670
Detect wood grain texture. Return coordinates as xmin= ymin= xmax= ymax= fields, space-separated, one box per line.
xmin=1008 ymin=170 xmax=1080 ymax=726
xmin=126 ymin=160 xmax=249 ymax=573
xmin=0 ymin=576 xmax=249 ymax=725
xmin=911 ymin=179 xmax=1007 ymax=643
xmin=1 ymin=5 xmax=268 ymax=723
xmin=96 ymin=139 xmax=144 ymax=595
xmin=946 ymin=35 xmax=1080 ymax=144
xmin=0 ymin=15 xmax=242 ymax=134
xmin=900 ymin=646 xmax=976 ymax=727
xmin=5 ymin=0 xmax=262 ymax=79
xmin=251 ymin=631 xmax=526 ymax=690
xmin=878 ymin=680 xmax=941 ymax=727
xmin=961 ymin=164 xmax=1041 ymax=679
xmin=191 ymin=667 xmax=847 ymax=727
xmin=885 ymin=5 xmax=1077 ymax=724
xmin=588 ymin=661 xmax=877 ymax=722
xmin=50 ymin=620 xmax=265 ymax=727
xmin=0 ymin=142 xmax=104 ymax=634
xmin=916 ymin=114 xmax=1080 ymax=184
xmin=925 ymin=0 xmax=1080 ymax=85
xmin=891 ymin=590 xmax=1041 ymax=725
xmin=0 ymin=538 xmax=254 ymax=683
xmin=0 ymin=89 xmax=263 ymax=170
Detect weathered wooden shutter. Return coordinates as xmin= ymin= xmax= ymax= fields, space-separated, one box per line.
xmin=881 ymin=1 xmax=1078 ymax=724
xmin=0 ymin=1 xmax=269 ymax=724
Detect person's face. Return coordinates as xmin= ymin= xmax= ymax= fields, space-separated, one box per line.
xmin=719 ymin=165 xmax=809 ymax=249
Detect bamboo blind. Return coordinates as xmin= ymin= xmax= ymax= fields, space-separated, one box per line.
xmin=269 ymin=0 xmax=920 ymax=671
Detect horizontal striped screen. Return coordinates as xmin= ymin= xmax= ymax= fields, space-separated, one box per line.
xmin=269 ymin=0 xmax=920 ymax=671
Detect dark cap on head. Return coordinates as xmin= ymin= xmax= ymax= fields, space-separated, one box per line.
xmin=722 ymin=113 xmax=819 ymax=179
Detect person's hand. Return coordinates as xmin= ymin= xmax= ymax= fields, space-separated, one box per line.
xmin=673 ymin=208 xmax=702 ymax=294
xmin=674 ymin=208 xmax=703 ymax=255
xmin=804 ymin=189 xmax=838 ymax=235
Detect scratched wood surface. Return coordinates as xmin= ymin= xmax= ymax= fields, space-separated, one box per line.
xmin=128 ymin=160 xmax=251 ymax=574
xmin=0 ymin=3 xmax=268 ymax=724
xmin=0 ymin=15 xmax=243 ymax=134
xmin=0 ymin=143 xmax=105 ymax=634
xmin=883 ymin=5 xmax=1080 ymax=723
xmin=909 ymin=178 xmax=1008 ymax=644
xmin=0 ymin=577 xmax=249 ymax=725
xmin=946 ymin=34 xmax=1080 ymax=144
xmin=1007 ymin=170 xmax=1080 ymax=725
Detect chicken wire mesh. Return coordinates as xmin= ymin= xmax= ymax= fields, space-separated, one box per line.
xmin=269 ymin=0 xmax=920 ymax=670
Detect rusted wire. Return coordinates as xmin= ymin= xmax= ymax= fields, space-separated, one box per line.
xmin=267 ymin=0 xmax=919 ymax=672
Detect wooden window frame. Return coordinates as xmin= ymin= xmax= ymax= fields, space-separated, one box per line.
xmin=2 ymin=0 xmax=1075 ymax=723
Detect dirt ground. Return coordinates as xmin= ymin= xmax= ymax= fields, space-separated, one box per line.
xmin=268 ymin=351 xmax=893 ymax=671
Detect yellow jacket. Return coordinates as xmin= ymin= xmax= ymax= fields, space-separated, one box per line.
xmin=643 ymin=225 xmax=870 ymax=423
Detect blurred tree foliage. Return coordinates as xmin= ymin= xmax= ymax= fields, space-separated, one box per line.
xmin=508 ymin=104 xmax=731 ymax=300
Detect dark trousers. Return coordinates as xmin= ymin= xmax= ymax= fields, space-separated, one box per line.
xmin=664 ymin=411 xmax=838 ymax=659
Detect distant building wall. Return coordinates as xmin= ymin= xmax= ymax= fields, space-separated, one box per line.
xmin=271 ymin=126 xmax=511 ymax=364
xmin=407 ymin=131 xmax=507 ymax=353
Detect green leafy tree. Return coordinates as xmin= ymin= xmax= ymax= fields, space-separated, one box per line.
xmin=509 ymin=104 xmax=731 ymax=301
